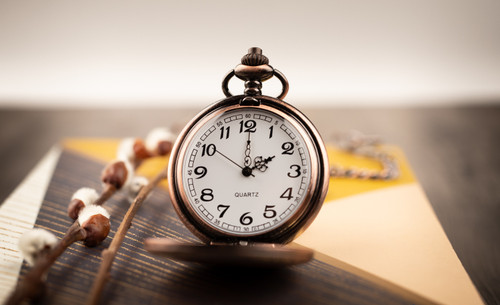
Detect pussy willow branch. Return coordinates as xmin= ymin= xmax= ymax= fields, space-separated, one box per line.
xmin=93 ymin=184 xmax=117 ymax=206
xmin=7 ymin=130 xmax=172 ymax=305
xmin=5 ymin=222 xmax=85 ymax=305
xmin=6 ymin=166 xmax=134 ymax=305
xmin=86 ymin=167 xmax=168 ymax=305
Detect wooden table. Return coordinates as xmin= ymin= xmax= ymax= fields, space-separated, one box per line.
xmin=0 ymin=106 xmax=499 ymax=304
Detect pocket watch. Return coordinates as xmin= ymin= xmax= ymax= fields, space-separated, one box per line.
xmin=145 ymin=47 xmax=329 ymax=266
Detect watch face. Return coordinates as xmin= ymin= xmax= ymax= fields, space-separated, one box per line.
xmin=174 ymin=104 xmax=319 ymax=238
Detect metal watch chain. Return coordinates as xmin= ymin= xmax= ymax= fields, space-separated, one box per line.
xmin=330 ymin=130 xmax=400 ymax=180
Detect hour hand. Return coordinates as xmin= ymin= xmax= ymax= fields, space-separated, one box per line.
xmin=251 ymin=156 xmax=275 ymax=172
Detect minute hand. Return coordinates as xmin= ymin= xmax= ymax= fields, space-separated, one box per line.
xmin=244 ymin=132 xmax=252 ymax=167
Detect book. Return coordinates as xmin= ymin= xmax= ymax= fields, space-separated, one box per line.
xmin=0 ymin=139 xmax=483 ymax=304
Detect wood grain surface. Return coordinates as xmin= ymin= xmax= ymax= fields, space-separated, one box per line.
xmin=0 ymin=106 xmax=499 ymax=304
xmin=17 ymin=149 xmax=431 ymax=305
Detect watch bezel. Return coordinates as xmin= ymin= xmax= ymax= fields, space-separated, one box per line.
xmin=168 ymin=95 xmax=329 ymax=244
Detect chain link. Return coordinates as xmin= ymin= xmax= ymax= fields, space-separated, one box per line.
xmin=329 ymin=130 xmax=400 ymax=180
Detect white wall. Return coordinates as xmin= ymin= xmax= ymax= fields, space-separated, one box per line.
xmin=0 ymin=0 xmax=499 ymax=108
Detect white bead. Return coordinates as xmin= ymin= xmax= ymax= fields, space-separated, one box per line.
xmin=78 ymin=205 xmax=110 ymax=225
xmin=145 ymin=127 xmax=175 ymax=153
xmin=117 ymin=138 xmax=136 ymax=162
xmin=125 ymin=176 xmax=149 ymax=203
xmin=71 ymin=187 xmax=99 ymax=206
xmin=18 ymin=229 xmax=58 ymax=266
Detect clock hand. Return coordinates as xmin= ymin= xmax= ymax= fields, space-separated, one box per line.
xmin=240 ymin=131 xmax=256 ymax=177
xmin=244 ymin=132 xmax=252 ymax=167
xmin=251 ymin=156 xmax=275 ymax=172
xmin=215 ymin=149 xmax=255 ymax=177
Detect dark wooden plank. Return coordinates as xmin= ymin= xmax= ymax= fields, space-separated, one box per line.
xmin=1 ymin=106 xmax=499 ymax=304
xmin=18 ymin=149 xmax=432 ymax=305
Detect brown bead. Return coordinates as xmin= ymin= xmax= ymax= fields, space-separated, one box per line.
xmin=157 ymin=140 xmax=173 ymax=156
xmin=81 ymin=214 xmax=111 ymax=247
xmin=101 ymin=161 xmax=128 ymax=189
xmin=67 ymin=199 xmax=85 ymax=220
xmin=133 ymin=139 xmax=151 ymax=160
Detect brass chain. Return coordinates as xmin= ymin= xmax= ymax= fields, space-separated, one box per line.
xmin=329 ymin=130 xmax=400 ymax=180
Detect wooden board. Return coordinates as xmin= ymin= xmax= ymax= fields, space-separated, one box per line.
xmin=11 ymin=148 xmax=434 ymax=305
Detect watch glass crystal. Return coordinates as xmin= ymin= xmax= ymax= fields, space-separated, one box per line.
xmin=179 ymin=107 xmax=313 ymax=236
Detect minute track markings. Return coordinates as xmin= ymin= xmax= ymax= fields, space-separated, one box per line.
xmin=181 ymin=108 xmax=313 ymax=236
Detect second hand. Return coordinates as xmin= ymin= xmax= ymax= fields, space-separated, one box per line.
xmin=215 ymin=149 xmax=255 ymax=177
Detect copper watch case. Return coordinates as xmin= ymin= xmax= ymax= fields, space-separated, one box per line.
xmin=167 ymin=94 xmax=329 ymax=245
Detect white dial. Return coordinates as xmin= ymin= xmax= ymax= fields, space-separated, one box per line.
xmin=178 ymin=106 xmax=313 ymax=237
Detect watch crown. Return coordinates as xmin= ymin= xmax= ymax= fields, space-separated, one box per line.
xmin=241 ymin=47 xmax=269 ymax=66
xmin=222 ymin=47 xmax=289 ymax=100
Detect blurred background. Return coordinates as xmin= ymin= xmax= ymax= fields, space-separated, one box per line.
xmin=1 ymin=1 xmax=500 ymax=304
xmin=1 ymin=0 xmax=499 ymax=108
